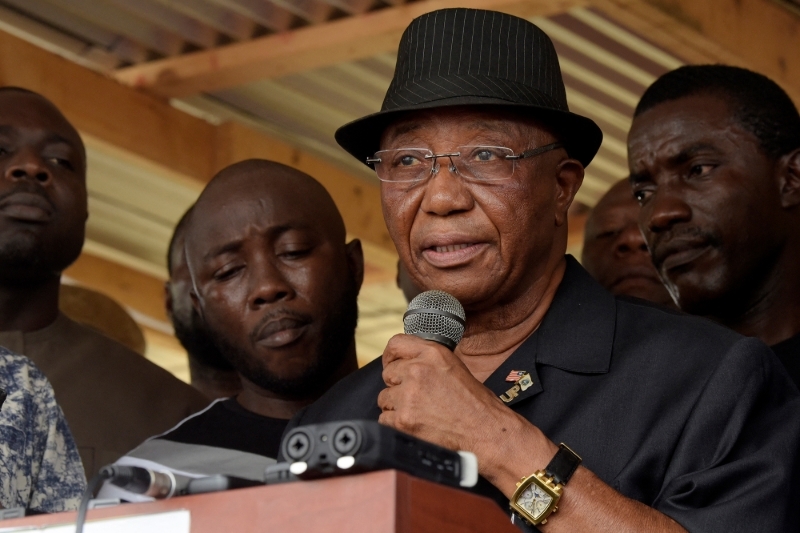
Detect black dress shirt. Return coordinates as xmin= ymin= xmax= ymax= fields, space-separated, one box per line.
xmin=287 ymin=256 xmax=800 ymax=532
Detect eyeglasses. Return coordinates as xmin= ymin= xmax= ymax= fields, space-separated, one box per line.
xmin=366 ymin=143 xmax=563 ymax=183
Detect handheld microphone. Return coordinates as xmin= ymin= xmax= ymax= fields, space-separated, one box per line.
xmin=102 ymin=465 xmax=178 ymax=499
xmin=403 ymin=290 xmax=466 ymax=350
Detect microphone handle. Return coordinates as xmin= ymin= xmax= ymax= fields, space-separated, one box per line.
xmin=409 ymin=330 xmax=457 ymax=350
xmin=105 ymin=465 xmax=176 ymax=499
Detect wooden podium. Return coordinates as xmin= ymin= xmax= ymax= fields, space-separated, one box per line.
xmin=0 ymin=470 xmax=518 ymax=532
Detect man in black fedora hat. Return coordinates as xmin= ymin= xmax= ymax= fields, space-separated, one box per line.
xmin=289 ymin=9 xmax=799 ymax=532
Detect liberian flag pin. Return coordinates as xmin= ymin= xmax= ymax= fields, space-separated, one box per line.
xmin=505 ymin=370 xmax=526 ymax=382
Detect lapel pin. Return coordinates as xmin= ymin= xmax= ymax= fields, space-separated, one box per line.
xmin=505 ymin=370 xmax=526 ymax=382
xmin=500 ymin=372 xmax=534 ymax=403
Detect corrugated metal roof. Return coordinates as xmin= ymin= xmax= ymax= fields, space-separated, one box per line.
xmin=185 ymin=7 xmax=684 ymax=207
xmin=0 ymin=0 xmax=685 ymax=207
xmin=0 ymin=0 xmax=687 ymax=375
xmin=0 ymin=0 xmax=413 ymax=65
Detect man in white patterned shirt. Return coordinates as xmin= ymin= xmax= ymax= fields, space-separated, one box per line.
xmin=0 ymin=345 xmax=85 ymax=512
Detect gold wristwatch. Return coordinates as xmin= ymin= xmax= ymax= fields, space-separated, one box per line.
xmin=509 ymin=443 xmax=582 ymax=526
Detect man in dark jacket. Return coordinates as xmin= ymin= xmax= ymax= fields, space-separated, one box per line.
xmin=288 ymin=10 xmax=800 ymax=533
xmin=628 ymin=65 xmax=800 ymax=387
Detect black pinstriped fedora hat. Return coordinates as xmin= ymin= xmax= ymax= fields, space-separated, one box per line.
xmin=335 ymin=8 xmax=603 ymax=167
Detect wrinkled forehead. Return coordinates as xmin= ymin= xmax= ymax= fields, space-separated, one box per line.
xmin=593 ymin=195 xmax=639 ymax=225
xmin=380 ymin=107 xmax=549 ymax=149
xmin=628 ymin=96 xmax=742 ymax=163
xmin=185 ymin=184 xmax=332 ymax=262
xmin=191 ymin=193 xmax=289 ymax=240
xmin=583 ymin=179 xmax=639 ymax=233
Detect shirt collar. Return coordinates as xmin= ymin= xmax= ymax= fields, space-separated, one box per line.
xmin=483 ymin=256 xmax=616 ymax=405
xmin=0 ymin=313 xmax=74 ymax=355
xmin=533 ymin=255 xmax=615 ymax=374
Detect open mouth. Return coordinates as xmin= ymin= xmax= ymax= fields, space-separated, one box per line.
xmin=421 ymin=242 xmax=487 ymax=268
xmin=433 ymin=243 xmax=473 ymax=253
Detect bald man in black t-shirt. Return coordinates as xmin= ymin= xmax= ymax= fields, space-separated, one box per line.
xmin=100 ymin=160 xmax=363 ymax=500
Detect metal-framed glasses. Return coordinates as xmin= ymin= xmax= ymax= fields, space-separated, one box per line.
xmin=366 ymin=142 xmax=563 ymax=183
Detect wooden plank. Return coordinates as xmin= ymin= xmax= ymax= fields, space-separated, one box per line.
xmin=214 ymin=121 xmax=394 ymax=251
xmin=595 ymin=0 xmax=800 ymax=104
xmin=113 ymin=0 xmax=586 ymax=97
xmin=64 ymin=252 xmax=169 ymax=324
xmin=644 ymin=0 xmax=800 ymax=101
xmin=0 ymin=471 xmax=517 ymax=533
xmin=0 ymin=30 xmax=216 ymax=183
xmin=0 ymin=29 xmax=391 ymax=251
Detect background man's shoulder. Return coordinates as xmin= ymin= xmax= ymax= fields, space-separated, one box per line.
xmin=615 ymin=295 xmax=743 ymax=355
xmin=612 ymin=296 xmax=797 ymax=394
xmin=60 ymin=317 xmax=209 ymax=409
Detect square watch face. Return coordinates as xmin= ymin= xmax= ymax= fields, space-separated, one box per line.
xmin=516 ymin=483 xmax=554 ymax=520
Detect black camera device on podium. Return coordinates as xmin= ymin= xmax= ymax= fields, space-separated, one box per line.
xmin=279 ymin=420 xmax=477 ymax=489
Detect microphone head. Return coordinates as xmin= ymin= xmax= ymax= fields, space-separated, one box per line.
xmin=403 ymin=290 xmax=466 ymax=350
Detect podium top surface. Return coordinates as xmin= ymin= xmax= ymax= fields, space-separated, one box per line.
xmin=0 ymin=470 xmax=518 ymax=533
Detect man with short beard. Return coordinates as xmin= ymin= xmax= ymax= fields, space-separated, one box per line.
xmin=166 ymin=206 xmax=242 ymax=400
xmin=100 ymin=159 xmax=362 ymax=501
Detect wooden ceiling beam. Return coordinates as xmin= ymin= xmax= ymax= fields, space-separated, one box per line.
xmin=65 ymin=252 xmax=169 ymax=324
xmin=214 ymin=121 xmax=394 ymax=250
xmin=113 ymin=0 xmax=800 ymax=105
xmin=646 ymin=0 xmax=800 ymax=102
xmin=0 ymin=29 xmax=393 ymax=252
xmin=595 ymin=0 xmax=800 ymax=103
xmin=0 ymin=30 xmax=215 ymax=182
xmin=113 ymin=0 xmax=587 ymax=97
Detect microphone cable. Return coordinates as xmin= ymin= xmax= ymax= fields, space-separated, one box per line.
xmin=75 ymin=466 xmax=115 ymax=533
xmin=75 ymin=465 xmax=178 ymax=533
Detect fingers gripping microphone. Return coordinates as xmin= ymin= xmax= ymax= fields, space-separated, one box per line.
xmin=403 ymin=290 xmax=466 ymax=350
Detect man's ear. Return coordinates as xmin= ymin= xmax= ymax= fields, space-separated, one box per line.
xmin=554 ymin=158 xmax=585 ymax=227
xmin=164 ymin=282 xmax=174 ymax=320
xmin=190 ymin=289 xmax=204 ymax=320
xmin=345 ymin=239 xmax=365 ymax=295
xmin=778 ymin=147 xmax=800 ymax=209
